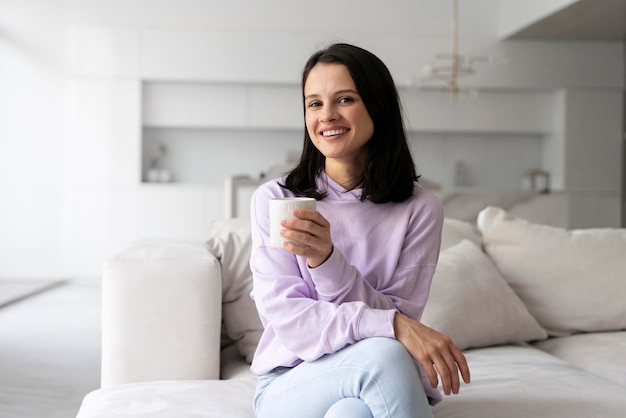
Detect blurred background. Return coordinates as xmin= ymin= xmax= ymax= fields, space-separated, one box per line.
xmin=1 ymin=0 xmax=624 ymax=281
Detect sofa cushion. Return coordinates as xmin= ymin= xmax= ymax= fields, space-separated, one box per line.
xmin=77 ymin=378 xmax=256 ymax=418
xmin=533 ymin=331 xmax=626 ymax=387
xmin=421 ymin=240 xmax=547 ymax=350
xmin=440 ymin=218 xmax=482 ymax=251
xmin=206 ymin=218 xmax=262 ymax=363
xmin=477 ymin=206 xmax=626 ymax=336
xmin=432 ymin=344 xmax=626 ymax=418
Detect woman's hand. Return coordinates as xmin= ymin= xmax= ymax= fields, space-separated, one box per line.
xmin=394 ymin=312 xmax=471 ymax=395
xmin=280 ymin=208 xmax=333 ymax=268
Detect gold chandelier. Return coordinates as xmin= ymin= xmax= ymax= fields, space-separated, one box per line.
xmin=420 ymin=0 xmax=490 ymax=101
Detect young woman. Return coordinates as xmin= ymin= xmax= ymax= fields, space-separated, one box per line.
xmin=249 ymin=43 xmax=470 ymax=418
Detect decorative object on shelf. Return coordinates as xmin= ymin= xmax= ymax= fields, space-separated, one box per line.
xmin=418 ymin=0 xmax=492 ymax=101
xmin=453 ymin=160 xmax=467 ymax=187
xmin=523 ymin=169 xmax=550 ymax=193
xmin=146 ymin=143 xmax=173 ymax=182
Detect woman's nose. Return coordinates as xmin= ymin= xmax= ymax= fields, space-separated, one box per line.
xmin=319 ymin=105 xmax=338 ymax=122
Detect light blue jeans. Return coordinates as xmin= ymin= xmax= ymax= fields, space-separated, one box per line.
xmin=253 ymin=337 xmax=434 ymax=418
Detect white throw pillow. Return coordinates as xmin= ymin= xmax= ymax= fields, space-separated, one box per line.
xmin=421 ymin=239 xmax=547 ymax=350
xmin=477 ymin=206 xmax=626 ymax=336
xmin=441 ymin=218 xmax=482 ymax=251
xmin=206 ymin=218 xmax=262 ymax=363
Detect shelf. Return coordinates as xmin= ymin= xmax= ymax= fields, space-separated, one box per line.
xmin=141 ymin=127 xmax=302 ymax=185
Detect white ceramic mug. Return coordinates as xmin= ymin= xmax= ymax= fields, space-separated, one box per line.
xmin=269 ymin=197 xmax=317 ymax=248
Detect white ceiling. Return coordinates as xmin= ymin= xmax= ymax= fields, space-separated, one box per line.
xmin=5 ymin=0 xmax=623 ymax=43
xmin=59 ymin=0 xmax=501 ymax=39
xmin=506 ymin=0 xmax=626 ymax=41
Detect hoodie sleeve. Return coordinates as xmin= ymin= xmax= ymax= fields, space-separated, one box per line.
xmin=309 ymin=191 xmax=444 ymax=323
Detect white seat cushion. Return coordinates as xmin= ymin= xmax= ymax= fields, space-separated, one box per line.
xmin=77 ymin=377 xmax=257 ymax=418
xmin=432 ymin=345 xmax=626 ymax=418
xmin=78 ymin=344 xmax=626 ymax=418
xmin=533 ymin=331 xmax=626 ymax=387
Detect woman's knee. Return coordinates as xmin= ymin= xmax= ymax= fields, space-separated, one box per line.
xmin=324 ymin=398 xmax=373 ymax=418
xmin=356 ymin=338 xmax=414 ymax=367
xmin=350 ymin=338 xmax=421 ymax=387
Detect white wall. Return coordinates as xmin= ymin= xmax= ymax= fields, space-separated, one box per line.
xmin=0 ymin=1 xmax=68 ymax=278
xmin=560 ymin=89 xmax=624 ymax=228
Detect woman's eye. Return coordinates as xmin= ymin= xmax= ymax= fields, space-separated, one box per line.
xmin=307 ymin=101 xmax=321 ymax=108
xmin=339 ymin=97 xmax=354 ymax=104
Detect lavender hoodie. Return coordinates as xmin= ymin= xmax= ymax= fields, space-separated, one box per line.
xmin=249 ymin=172 xmax=444 ymax=404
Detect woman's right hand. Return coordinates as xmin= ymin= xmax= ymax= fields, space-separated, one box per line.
xmin=393 ymin=312 xmax=471 ymax=395
xmin=280 ymin=208 xmax=333 ymax=269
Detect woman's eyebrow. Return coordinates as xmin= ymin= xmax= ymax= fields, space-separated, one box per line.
xmin=335 ymin=89 xmax=359 ymax=96
xmin=304 ymin=89 xmax=360 ymax=100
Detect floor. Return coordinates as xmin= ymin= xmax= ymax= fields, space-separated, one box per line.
xmin=0 ymin=280 xmax=67 ymax=309
xmin=0 ymin=281 xmax=101 ymax=418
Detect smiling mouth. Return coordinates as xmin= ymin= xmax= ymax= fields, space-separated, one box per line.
xmin=322 ymin=129 xmax=347 ymax=137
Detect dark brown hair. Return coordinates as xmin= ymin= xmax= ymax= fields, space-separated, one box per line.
xmin=282 ymin=43 xmax=418 ymax=203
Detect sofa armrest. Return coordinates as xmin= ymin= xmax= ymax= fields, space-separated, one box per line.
xmin=101 ymin=239 xmax=222 ymax=388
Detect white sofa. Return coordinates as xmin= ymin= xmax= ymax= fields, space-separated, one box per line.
xmin=77 ymin=206 xmax=626 ymax=418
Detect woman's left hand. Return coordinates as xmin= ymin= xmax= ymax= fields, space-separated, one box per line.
xmin=280 ymin=208 xmax=333 ymax=268
xmin=394 ymin=312 xmax=471 ymax=395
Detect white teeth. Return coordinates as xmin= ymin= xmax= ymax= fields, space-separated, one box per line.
xmin=322 ymin=129 xmax=346 ymax=137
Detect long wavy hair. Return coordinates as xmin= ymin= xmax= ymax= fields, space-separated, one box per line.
xmin=281 ymin=43 xmax=418 ymax=203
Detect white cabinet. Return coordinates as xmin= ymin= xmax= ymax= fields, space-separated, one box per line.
xmin=141 ymin=30 xmax=250 ymax=81
xmin=142 ymin=81 xmax=302 ymax=129
xmin=399 ymin=89 xmax=555 ymax=134
xmin=143 ymin=82 xmax=249 ymax=128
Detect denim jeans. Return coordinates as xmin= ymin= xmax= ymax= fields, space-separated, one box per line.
xmin=253 ymin=337 xmax=434 ymax=418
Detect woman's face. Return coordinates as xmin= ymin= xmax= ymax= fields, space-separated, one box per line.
xmin=304 ymin=63 xmax=374 ymax=171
